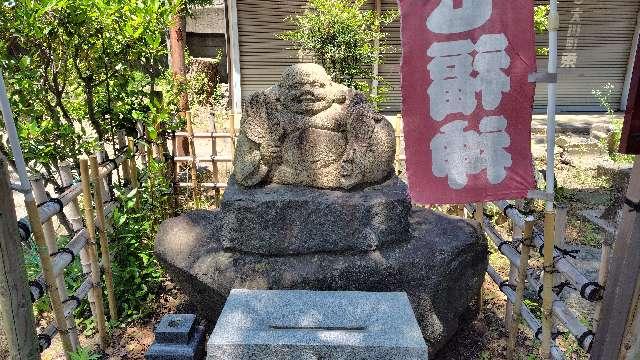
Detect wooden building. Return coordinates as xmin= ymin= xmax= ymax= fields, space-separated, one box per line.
xmin=200 ymin=0 xmax=640 ymax=114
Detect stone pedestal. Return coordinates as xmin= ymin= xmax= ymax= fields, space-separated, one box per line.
xmin=207 ymin=289 xmax=428 ymax=360
xmin=220 ymin=176 xmax=411 ymax=254
xmin=155 ymin=201 xmax=487 ymax=354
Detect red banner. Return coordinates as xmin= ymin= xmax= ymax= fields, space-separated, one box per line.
xmin=398 ymin=0 xmax=537 ymax=204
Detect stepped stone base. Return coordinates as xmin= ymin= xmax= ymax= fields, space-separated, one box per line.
xmin=155 ymin=208 xmax=487 ymax=354
xmin=220 ymin=176 xmax=411 ymax=255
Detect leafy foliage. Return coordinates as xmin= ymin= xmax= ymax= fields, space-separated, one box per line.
xmin=592 ymin=83 xmax=635 ymax=164
xmin=0 ymin=0 xmax=180 ymax=172
xmin=534 ymin=5 xmax=550 ymax=56
xmin=279 ymin=0 xmax=398 ymax=105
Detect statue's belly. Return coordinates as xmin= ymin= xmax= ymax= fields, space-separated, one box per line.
xmin=273 ymin=128 xmax=346 ymax=188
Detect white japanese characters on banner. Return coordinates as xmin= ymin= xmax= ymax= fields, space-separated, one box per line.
xmin=398 ymin=0 xmax=537 ymax=204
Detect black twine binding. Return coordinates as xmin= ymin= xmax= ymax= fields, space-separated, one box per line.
xmin=535 ymin=327 xmax=543 ymax=340
xmin=499 ymin=280 xmax=516 ymax=292
xmin=37 ymin=198 xmax=64 ymax=214
xmin=578 ymin=330 xmax=595 ymax=352
xmin=17 ymin=220 xmax=32 ymax=240
xmin=54 ymin=181 xmax=77 ymax=194
xmin=503 ymin=204 xmax=517 ymax=217
xmin=624 ymin=198 xmax=640 ymax=213
xmin=498 ymin=241 xmax=516 ymax=254
xmin=29 ymin=280 xmax=45 ymax=302
xmin=580 ymin=282 xmax=605 ymax=302
xmin=38 ymin=333 xmax=52 ymax=352
xmin=63 ymin=295 xmax=82 ymax=309
xmin=552 ymin=331 xmax=567 ymax=340
xmin=50 ymin=248 xmax=76 ymax=263
xmin=553 ymin=280 xmax=576 ymax=295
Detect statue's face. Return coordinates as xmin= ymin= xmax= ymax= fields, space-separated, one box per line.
xmin=280 ymin=78 xmax=335 ymax=115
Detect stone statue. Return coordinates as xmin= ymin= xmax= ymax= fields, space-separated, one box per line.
xmin=233 ymin=63 xmax=396 ymax=189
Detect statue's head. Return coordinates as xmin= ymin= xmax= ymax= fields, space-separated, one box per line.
xmin=278 ymin=64 xmax=344 ymax=115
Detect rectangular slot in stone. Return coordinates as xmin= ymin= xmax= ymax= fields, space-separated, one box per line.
xmin=207 ymin=289 xmax=429 ymax=360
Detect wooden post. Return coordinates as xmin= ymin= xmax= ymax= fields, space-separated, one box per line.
xmin=186 ymin=111 xmax=200 ymax=202
xmin=89 ymin=156 xmax=118 ymax=321
xmin=540 ymin=211 xmax=557 ymax=360
xmin=79 ymin=159 xmax=108 ymax=349
xmin=31 ymin=177 xmax=80 ymax=350
xmin=225 ymin=0 xmax=242 ymax=115
xmin=58 ymin=161 xmax=99 ymax=321
xmin=210 ymin=123 xmax=221 ymax=207
xmin=507 ymin=221 xmax=534 ymax=360
xmin=591 ymin=157 xmax=640 ymax=359
xmin=554 ymin=204 xmax=569 ymax=248
xmin=371 ymin=0 xmax=382 ymax=99
xmin=0 ymin=155 xmax=40 ymax=360
xmin=128 ymin=138 xmax=140 ymax=208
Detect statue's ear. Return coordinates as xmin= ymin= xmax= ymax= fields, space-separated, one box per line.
xmin=335 ymin=86 xmax=348 ymax=104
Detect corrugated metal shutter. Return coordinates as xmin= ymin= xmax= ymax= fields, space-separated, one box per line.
xmin=236 ymin=0 xmax=639 ymax=113
xmin=534 ymin=0 xmax=640 ymax=112
xmin=236 ymin=0 xmax=308 ymax=96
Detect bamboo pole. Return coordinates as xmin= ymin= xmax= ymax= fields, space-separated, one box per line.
xmin=31 ymin=177 xmax=80 ymax=350
xmin=505 ymin=202 xmax=524 ymax=331
xmin=136 ymin=121 xmax=148 ymax=165
xmin=541 ymin=211 xmax=557 ymax=359
xmin=593 ymin=243 xmax=611 ymax=332
xmin=59 ymin=162 xmax=98 ymax=318
xmin=487 ymin=265 xmax=565 ymax=360
xmin=117 ymin=131 xmax=131 ymax=185
xmin=0 ymin=155 xmax=39 ymax=360
xmin=507 ymin=220 xmax=534 ymax=360
xmin=186 ymin=111 xmax=200 ymax=202
xmin=171 ymin=130 xmax=179 ymax=214
xmin=79 ymin=159 xmax=108 ymax=349
xmin=25 ymin=198 xmax=74 ymax=359
xmin=210 ymin=122 xmax=221 ymax=207
xmin=89 ymin=156 xmax=118 ymax=321
xmin=128 ymin=138 xmax=140 ymax=208
xmin=474 ymin=202 xmax=485 ymax=312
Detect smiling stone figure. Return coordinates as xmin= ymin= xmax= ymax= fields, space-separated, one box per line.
xmin=232 ymin=63 xmax=396 ymax=189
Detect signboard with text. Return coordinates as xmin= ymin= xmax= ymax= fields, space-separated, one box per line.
xmin=398 ymin=0 xmax=537 ymax=204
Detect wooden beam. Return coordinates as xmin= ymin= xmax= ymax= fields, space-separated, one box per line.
xmin=225 ymin=0 xmax=242 ymax=114
xmin=622 ymin=11 xmax=640 ymax=111
xmin=0 ymin=155 xmax=39 ymax=359
xmin=591 ymin=157 xmax=640 ymax=359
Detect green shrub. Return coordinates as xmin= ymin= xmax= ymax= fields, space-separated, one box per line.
xmin=279 ymin=0 xmax=398 ymax=106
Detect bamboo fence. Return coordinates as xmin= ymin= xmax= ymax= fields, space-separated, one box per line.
xmin=0 ymin=136 xmax=146 ymax=359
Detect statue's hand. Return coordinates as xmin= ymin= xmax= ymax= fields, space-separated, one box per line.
xmin=261 ymin=141 xmax=281 ymax=165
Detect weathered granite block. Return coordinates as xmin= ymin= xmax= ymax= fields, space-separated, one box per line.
xmin=145 ymin=314 xmax=205 ymax=360
xmin=207 ymin=290 xmax=428 ymax=360
xmin=220 ymin=176 xmax=411 ymax=255
xmin=155 ymin=208 xmax=487 ymax=354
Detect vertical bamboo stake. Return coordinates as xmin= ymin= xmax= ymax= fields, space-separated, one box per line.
xmin=211 ymin=124 xmax=221 ymax=207
xmin=89 ymin=156 xmax=118 ymax=321
xmin=507 ymin=221 xmax=534 ymax=360
xmin=31 ymin=177 xmax=80 ymax=350
xmin=24 ymin=199 xmax=73 ymax=359
xmin=474 ymin=202 xmax=485 ymax=313
xmin=0 ymin=156 xmax=40 ymax=360
xmin=59 ymin=161 xmax=98 ymax=320
xmin=541 ymin=211 xmax=557 ymax=359
xmin=128 ymin=138 xmax=140 ymax=208
xmin=506 ymin=201 xmax=524 ymax=330
xmin=186 ymin=111 xmax=199 ymax=202
xmin=79 ymin=159 xmax=108 ymax=349
xmin=594 ymin=243 xmax=611 ymax=331
xmin=171 ymin=131 xmax=179 ymax=214
xmin=136 ymin=121 xmax=148 ymax=165
xmin=117 ymin=131 xmax=131 ymax=186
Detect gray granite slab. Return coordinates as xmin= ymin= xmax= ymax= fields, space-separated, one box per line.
xmin=207 ymin=290 xmax=428 ymax=359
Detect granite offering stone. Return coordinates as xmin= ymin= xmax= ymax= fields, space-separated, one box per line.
xmin=207 ymin=289 xmax=428 ymax=360
xmin=220 ymin=176 xmax=411 ymax=255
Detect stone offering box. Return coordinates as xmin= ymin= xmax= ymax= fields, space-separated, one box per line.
xmin=207 ymin=289 xmax=428 ymax=360
xmin=146 ymin=314 xmax=205 ymax=360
